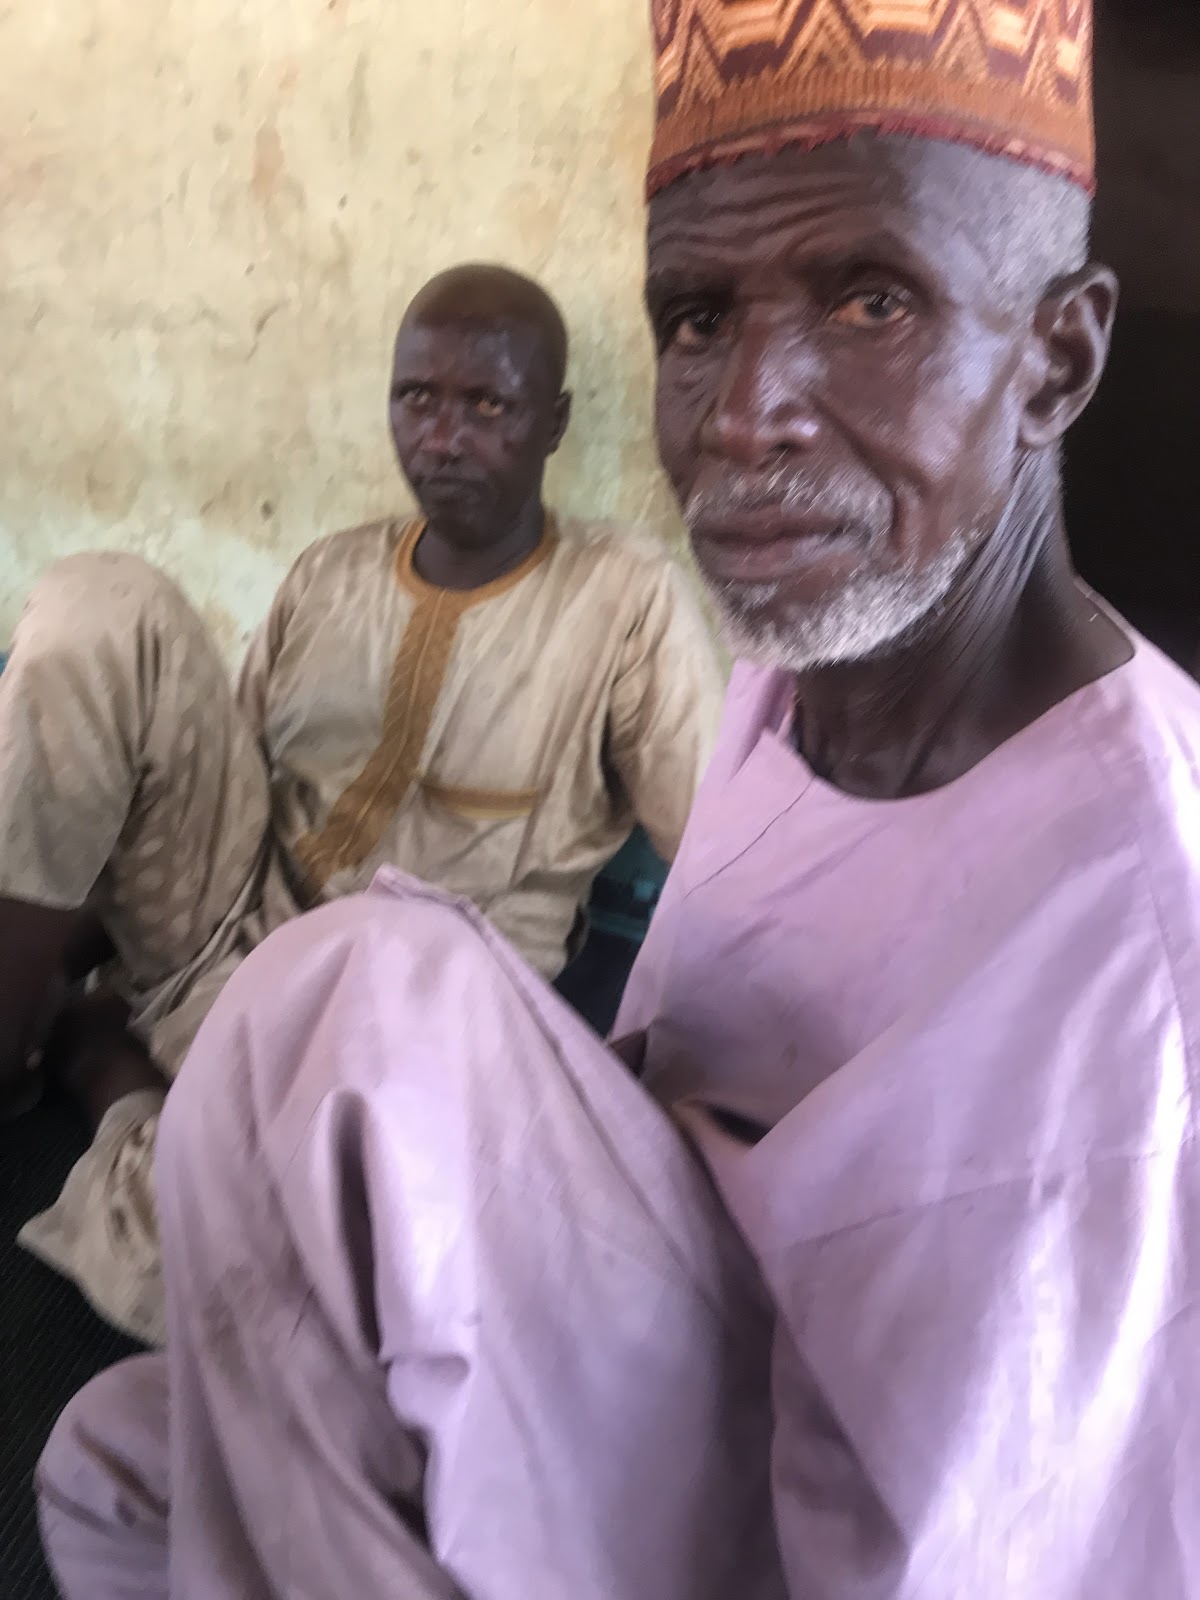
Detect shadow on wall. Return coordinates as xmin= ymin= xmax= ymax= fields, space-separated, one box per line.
xmin=1068 ymin=311 xmax=1200 ymax=668
xmin=1067 ymin=0 xmax=1200 ymax=671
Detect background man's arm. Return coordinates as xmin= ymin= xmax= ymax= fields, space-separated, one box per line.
xmin=604 ymin=558 xmax=724 ymax=864
xmin=235 ymin=551 xmax=311 ymax=745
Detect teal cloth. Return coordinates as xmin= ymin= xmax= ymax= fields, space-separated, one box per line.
xmin=588 ymin=828 xmax=668 ymax=944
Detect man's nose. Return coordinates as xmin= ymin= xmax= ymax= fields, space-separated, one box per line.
xmin=422 ymin=402 xmax=465 ymax=460
xmin=701 ymin=313 xmax=823 ymax=466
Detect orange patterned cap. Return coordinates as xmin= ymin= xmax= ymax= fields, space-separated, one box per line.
xmin=648 ymin=0 xmax=1094 ymax=198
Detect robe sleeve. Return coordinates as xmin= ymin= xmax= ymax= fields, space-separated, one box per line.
xmin=705 ymin=911 xmax=1188 ymax=1600
xmin=235 ymin=551 xmax=311 ymax=744
xmin=604 ymin=559 xmax=724 ymax=864
xmin=767 ymin=1156 xmax=1177 ymax=1598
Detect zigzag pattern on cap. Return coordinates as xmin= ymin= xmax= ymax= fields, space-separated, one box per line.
xmin=648 ymin=0 xmax=1093 ymax=197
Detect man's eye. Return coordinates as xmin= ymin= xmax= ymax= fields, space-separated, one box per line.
xmin=829 ymin=290 xmax=912 ymax=330
xmin=394 ymin=385 xmax=431 ymax=409
xmin=666 ymin=304 xmax=727 ymax=351
xmin=475 ymin=396 xmax=505 ymax=419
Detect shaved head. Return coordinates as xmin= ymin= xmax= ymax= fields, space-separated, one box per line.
xmin=402 ymin=263 xmax=569 ymax=398
xmin=931 ymin=146 xmax=1091 ymax=314
xmin=389 ymin=263 xmax=573 ymax=562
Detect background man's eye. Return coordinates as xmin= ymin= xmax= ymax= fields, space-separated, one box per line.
xmin=830 ymin=291 xmax=911 ymax=330
xmin=475 ymin=396 xmax=505 ymax=419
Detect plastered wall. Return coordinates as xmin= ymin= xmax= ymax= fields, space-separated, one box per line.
xmin=0 ymin=0 xmax=678 ymax=658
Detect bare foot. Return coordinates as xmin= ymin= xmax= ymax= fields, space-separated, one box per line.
xmin=0 ymin=896 xmax=88 ymax=1117
xmin=61 ymin=908 xmax=117 ymax=984
xmin=42 ymin=993 xmax=168 ymax=1135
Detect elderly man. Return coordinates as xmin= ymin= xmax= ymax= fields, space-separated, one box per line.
xmin=37 ymin=2 xmax=1200 ymax=1597
xmin=1 ymin=263 xmax=721 ymax=1344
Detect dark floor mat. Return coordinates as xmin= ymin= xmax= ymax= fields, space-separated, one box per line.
xmin=1 ymin=1095 xmax=143 ymax=1600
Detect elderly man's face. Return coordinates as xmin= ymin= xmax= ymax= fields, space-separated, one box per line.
xmin=647 ymin=139 xmax=1052 ymax=669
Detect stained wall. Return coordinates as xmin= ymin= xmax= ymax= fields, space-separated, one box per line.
xmin=7 ymin=2 xmax=1198 ymax=667
xmin=0 ymin=0 xmax=675 ymax=656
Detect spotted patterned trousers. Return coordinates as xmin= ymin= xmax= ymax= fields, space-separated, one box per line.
xmin=0 ymin=551 xmax=271 ymax=1343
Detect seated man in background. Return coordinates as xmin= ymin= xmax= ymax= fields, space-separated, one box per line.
xmin=0 ymin=262 xmax=722 ymax=1343
xmin=35 ymin=2 xmax=1200 ymax=1597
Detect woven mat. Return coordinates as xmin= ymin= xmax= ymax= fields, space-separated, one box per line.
xmin=0 ymin=1094 xmax=142 ymax=1600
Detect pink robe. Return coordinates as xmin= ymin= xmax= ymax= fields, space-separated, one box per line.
xmin=38 ymin=638 xmax=1200 ymax=1598
xmin=621 ymin=645 xmax=1200 ymax=1596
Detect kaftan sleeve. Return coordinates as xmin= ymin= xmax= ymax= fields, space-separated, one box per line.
xmin=235 ymin=549 xmax=313 ymax=744
xmin=604 ymin=557 xmax=724 ymax=864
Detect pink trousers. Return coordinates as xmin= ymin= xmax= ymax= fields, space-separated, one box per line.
xmin=37 ymin=873 xmax=784 ymax=1600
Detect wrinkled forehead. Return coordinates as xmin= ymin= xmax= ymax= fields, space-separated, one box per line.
xmin=392 ymin=318 xmax=547 ymax=393
xmin=646 ymin=136 xmax=1000 ymax=297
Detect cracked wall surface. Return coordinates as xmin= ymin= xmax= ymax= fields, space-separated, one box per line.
xmin=0 ymin=0 xmax=683 ymax=660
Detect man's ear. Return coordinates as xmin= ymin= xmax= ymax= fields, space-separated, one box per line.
xmin=548 ymin=391 xmax=572 ymax=455
xmin=1019 ymin=263 xmax=1119 ymax=450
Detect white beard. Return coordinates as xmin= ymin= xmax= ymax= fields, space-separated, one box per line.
xmin=709 ymin=533 xmax=971 ymax=672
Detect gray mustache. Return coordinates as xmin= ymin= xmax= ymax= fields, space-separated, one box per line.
xmin=684 ymin=471 xmax=888 ymax=531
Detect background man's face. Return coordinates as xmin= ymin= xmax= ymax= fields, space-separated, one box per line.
xmin=390 ymin=320 xmax=559 ymax=550
xmin=646 ymin=139 xmax=1033 ymax=669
